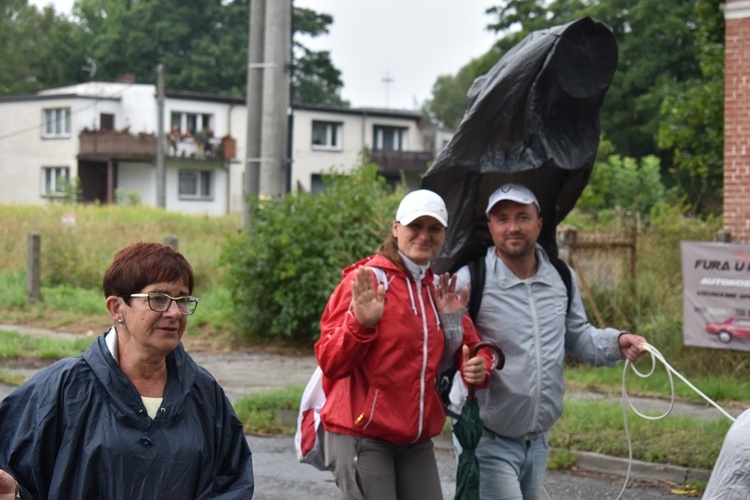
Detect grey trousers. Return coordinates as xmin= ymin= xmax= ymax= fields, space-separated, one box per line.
xmin=325 ymin=431 xmax=444 ymax=500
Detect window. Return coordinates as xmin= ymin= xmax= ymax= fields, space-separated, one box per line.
xmin=311 ymin=121 xmax=342 ymax=150
xmin=179 ymin=170 xmax=213 ymax=200
xmin=43 ymin=108 xmax=70 ymax=138
xmin=310 ymin=174 xmax=327 ymax=194
xmin=100 ymin=113 xmax=115 ymax=132
xmin=41 ymin=167 xmax=70 ymax=196
xmin=171 ymin=112 xmax=213 ymax=137
xmin=373 ymin=125 xmax=408 ymax=151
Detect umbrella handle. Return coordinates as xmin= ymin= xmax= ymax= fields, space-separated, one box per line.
xmin=468 ymin=341 xmax=504 ymax=400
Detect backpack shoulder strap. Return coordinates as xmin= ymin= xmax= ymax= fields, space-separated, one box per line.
xmin=467 ymin=256 xmax=485 ymax=321
xmin=364 ymin=266 xmax=389 ymax=292
xmin=548 ymin=256 xmax=573 ymax=313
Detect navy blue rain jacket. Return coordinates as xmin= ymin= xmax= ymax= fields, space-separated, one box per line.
xmin=0 ymin=334 xmax=254 ymax=499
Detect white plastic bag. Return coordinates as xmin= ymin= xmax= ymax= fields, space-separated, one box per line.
xmin=294 ymin=366 xmax=328 ymax=470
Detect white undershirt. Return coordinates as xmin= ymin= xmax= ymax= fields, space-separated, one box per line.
xmin=105 ymin=327 xmax=163 ymax=419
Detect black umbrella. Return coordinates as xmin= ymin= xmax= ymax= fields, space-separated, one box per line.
xmin=422 ymin=17 xmax=618 ymax=273
xmin=453 ymin=341 xmax=504 ymax=500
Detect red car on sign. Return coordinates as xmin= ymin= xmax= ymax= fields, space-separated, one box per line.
xmin=705 ymin=317 xmax=750 ymax=343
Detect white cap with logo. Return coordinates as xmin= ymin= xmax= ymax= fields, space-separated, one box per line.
xmin=485 ymin=183 xmax=541 ymax=216
xmin=396 ymin=189 xmax=448 ymax=227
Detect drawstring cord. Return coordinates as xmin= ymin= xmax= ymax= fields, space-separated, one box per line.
xmin=405 ymin=277 xmax=418 ymax=315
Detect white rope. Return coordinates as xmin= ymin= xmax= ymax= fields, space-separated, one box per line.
xmin=615 ymin=342 xmax=736 ymax=499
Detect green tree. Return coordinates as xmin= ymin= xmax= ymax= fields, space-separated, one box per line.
xmin=658 ymin=0 xmax=724 ymax=215
xmin=0 ymin=0 xmax=89 ymax=93
xmin=292 ymin=6 xmax=347 ymax=107
xmin=2 ymin=0 xmax=346 ymax=106
xmin=71 ymin=0 xmax=345 ymax=104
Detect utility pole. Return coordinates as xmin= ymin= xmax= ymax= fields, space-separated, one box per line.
xmin=156 ymin=63 xmax=166 ymax=208
xmin=259 ymin=0 xmax=291 ymax=199
xmin=244 ymin=0 xmax=266 ymax=231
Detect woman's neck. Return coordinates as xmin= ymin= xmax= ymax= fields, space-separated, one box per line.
xmin=398 ymin=251 xmax=430 ymax=281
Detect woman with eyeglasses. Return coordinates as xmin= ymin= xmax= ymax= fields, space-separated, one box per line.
xmin=0 ymin=242 xmax=254 ymax=499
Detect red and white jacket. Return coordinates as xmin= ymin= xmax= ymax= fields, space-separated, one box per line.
xmin=315 ymin=254 xmax=489 ymax=446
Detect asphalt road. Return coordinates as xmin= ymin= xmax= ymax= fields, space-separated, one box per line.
xmin=248 ymin=434 xmax=683 ymax=499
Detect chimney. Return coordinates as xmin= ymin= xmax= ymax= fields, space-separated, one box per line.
xmin=116 ymin=74 xmax=137 ymax=84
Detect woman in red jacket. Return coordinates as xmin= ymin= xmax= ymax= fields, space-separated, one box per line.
xmin=315 ymin=189 xmax=491 ymax=500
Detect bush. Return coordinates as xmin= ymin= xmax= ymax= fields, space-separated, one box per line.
xmin=577 ymin=149 xmax=676 ymax=216
xmin=222 ymin=164 xmax=403 ymax=346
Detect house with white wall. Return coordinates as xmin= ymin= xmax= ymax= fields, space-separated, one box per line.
xmin=0 ymin=82 xmax=442 ymax=215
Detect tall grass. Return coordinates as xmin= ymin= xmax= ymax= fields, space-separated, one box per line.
xmin=0 ymin=204 xmax=242 ymax=289
xmin=563 ymin=206 xmax=750 ymax=384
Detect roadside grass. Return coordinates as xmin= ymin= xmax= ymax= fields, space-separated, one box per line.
xmin=565 ymin=362 xmax=750 ymax=406
xmin=552 ymin=396 xmax=732 ymax=471
xmin=233 ymin=386 xmax=304 ymax=436
xmin=0 ymin=331 xmax=91 ymax=360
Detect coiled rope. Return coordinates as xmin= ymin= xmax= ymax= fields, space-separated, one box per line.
xmin=616 ymin=342 xmax=736 ymax=499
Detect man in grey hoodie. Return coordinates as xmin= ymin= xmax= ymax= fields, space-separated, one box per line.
xmin=453 ymin=183 xmax=647 ymax=500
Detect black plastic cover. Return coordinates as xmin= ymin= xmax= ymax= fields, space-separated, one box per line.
xmin=421 ymin=17 xmax=618 ymax=273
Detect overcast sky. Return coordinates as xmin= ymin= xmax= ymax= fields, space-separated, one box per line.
xmin=30 ymin=0 xmax=499 ymax=110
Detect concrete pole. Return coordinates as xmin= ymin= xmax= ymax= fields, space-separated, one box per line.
xmin=259 ymin=0 xmax=291 ymax=199
xmin=156 ymin=63 xmax=166 ymax=208
xmin=243 ymin=0 xmax=266 ymax=231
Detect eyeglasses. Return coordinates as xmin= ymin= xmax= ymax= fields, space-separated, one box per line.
xmin=129 ymin=292 xmax=200 ymax=315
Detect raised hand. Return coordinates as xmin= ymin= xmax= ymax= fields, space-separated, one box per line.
xmin=434 ymin=273 xmax=469 ymax=314
xmin=351 ymin=268 xmax=385 ymax=327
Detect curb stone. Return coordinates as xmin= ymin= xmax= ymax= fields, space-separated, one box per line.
xmin=571 ymin=450 xmax=711 ymax=485
xmin=433 ymin=433 xmax=711 ymax=485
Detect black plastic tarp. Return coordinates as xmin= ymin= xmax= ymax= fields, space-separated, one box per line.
xmin=421 ymin=17 xmax=618 ymax=273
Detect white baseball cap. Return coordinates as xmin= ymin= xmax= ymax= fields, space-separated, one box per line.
xmin=396 ymin=189 xmax=448 ymax=227
xmin=485 ymin=183 xmax=541 ymax=216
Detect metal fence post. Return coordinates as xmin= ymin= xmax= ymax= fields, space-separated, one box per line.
xmin=715 ymin=230 xmax=732 ymax=243
xmin=164 ymin=235 xmax=179 ymax=250
xmin=27 ymin=231 xmax=41 ymax=304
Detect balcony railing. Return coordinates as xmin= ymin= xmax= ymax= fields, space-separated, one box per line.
xmin=79 ymin=131 xmax=157 ymax=158
xmin=79 ymin=132 xmax=236 ymax=160
xmin=369 ymin=150 xmax=434 ymax=173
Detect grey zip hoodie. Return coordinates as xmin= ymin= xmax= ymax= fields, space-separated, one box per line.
xmin=453 ymin=244 xmax=623 ymax=439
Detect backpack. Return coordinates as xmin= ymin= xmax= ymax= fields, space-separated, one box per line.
xmin=437 ymin=249 xmax=573 ymax=408
xmin=294 ymin=267 xmax=389 ymax=470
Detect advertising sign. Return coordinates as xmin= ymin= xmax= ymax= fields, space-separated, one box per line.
xmin=681 ymin=241 xmax=750 ymax=351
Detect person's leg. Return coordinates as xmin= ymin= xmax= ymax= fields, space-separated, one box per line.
xmin=325 ymin=432 xmax=399 ymax=500
xmin=325 ymin=431 xmax=366 ymax=500
xmin=472 ymin=431 xmax=526 ymax=500
xmin=355 ymin=437 xmax=401 ymax=500
xmin=393 ymin=439 xmax=443 ymax=500
xmin=518 ymin=433 xmax=549 ymax=500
